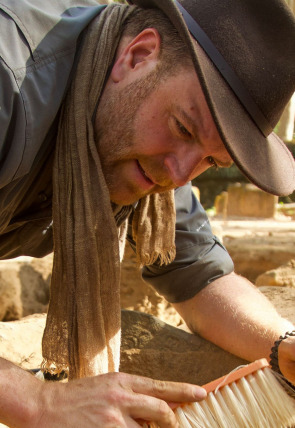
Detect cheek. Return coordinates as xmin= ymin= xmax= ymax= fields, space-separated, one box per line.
xmin=134 ymin=112 xmax=173 ymax=156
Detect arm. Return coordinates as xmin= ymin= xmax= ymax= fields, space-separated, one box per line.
xmin=173 ymin=272 xmax=295 ymax=384
xmin=140 ymin=184 xmax=295 ymax=384
xmin=0 ymin=357 xmax=40 ymax=427
xmin=0 ymin=357 xmax=206 ymax=428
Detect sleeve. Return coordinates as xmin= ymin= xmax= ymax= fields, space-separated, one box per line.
xmin=0 ymin=52 xmax=27 ymax=188
xmin=140 ymin=182 xmax=234 ymax=303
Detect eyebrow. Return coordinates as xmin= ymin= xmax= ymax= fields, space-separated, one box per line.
xmin=174 ymin=106 xmax=202 ymax=143
xmin=175 ymin=105 xmax=234 ymax=168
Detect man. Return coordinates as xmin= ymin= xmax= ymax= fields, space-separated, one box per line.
xmin=0 ymin=0 xmax=294 ymax=426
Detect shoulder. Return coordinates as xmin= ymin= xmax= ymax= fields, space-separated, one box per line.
xmin=0 ymin=0 xmax=105 ymax=188
xmin=0 ymin=0 xmax=105 ymax=75
xmin=0 ymin=0 xmax=103 ymax=61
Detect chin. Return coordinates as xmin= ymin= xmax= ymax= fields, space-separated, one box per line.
xmin=110 ymin=192 xmax=139 ymax=206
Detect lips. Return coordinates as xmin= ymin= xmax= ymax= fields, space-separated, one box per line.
xmin=137 ymin=161 xmax=154 ymax=185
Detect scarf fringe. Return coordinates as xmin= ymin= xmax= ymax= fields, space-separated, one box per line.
xmin=137 ymin=246 xmax=176 ymax=267
xmin=41 ymin=358 xmax=69 ymax=376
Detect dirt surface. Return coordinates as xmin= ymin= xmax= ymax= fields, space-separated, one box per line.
xmin=258 ymin=286 xmax=295 ymax=324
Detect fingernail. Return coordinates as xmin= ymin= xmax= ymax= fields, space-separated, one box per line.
xmin=194 ymin=386 xmax=207 ymax=400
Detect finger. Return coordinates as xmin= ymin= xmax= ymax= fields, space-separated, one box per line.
xmin=125 ymin=392 xmax=178 ymax=428
xmin=121 ymin=373 xmax=207 ymax=403
xmin=166 ymin=402 xmax=181 ymax=411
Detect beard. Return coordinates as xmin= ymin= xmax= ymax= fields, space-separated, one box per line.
xmin=94 ymin=67 xmax=170 ymax=205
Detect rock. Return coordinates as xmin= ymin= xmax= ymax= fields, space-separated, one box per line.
xmin=0 ymin=257 xmax=51 ymax=321
xmin=120 ymin=310 xmax=247 ymax=385
xmin=222 ymin=230 xmax=295 ymax=282
xmin=256 ymin=259 xmax=295 ymax=287
xmin=20 ymin=262 xmax=50 ymax=317
xmin=214 ymin=191 xmax=228 ymax=217
xmin=226 ymin=183 xmax=278 ymax=218
xmin=0 ymin=314 xmax=46 ymax=370
xmin=0 ymin=268 xmax=23 ymax=321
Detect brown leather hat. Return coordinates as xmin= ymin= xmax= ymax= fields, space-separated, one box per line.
xmin=127 ymin=0 xmax=295 ymax=196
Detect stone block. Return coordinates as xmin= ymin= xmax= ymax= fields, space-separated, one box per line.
xmin=0 ymin=257 xmax=51 ymax=321
xmin=191 ymin=185 xmax=200 ymax=200
xmin=223 ymin=233 xmax=295 ymax=282
xmin=227 ymin=183 xmax=278 ymax=218
xmin=256 ymin=259 xmax=295 ymax=287
xmin=0 ymin=268 xmax=23 ymax=321
xmin=120 ymin=310 xmax=247 ymax=385
xmin=214 ymin=191 xmax=228 ymax=216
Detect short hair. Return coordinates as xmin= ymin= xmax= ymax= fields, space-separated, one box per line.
xmin=121 ymin=6 xmax=192 ymax=72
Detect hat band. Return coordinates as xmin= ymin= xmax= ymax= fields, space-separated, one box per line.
xmin=175 ymin=1 xmax=272 ymax=138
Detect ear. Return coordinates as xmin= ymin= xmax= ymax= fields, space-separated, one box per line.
xmin=110 ymin=28 xmax=161 ymax=83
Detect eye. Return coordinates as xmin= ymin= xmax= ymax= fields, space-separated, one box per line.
xmin=207 ymin=156 xmax=219 ymax=170
xmin=175 ymin=119 xmax=192 ymax=138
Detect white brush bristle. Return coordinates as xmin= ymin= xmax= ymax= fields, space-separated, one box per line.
xmin=144 ymin=367 xmax=295 ymax=428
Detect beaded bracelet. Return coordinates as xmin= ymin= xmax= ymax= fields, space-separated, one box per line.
xmin=270 ymin=330 xmax=295 ymax=375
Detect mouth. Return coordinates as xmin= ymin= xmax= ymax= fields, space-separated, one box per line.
xmin=136 ymin=161 xmax=155 ymax=185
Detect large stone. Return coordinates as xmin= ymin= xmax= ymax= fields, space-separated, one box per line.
xmin=256 ymin=259 xmax=295 ymax=287
xmin=226 ymin=183 xmax=278 ymax=218
xmin=120 ymin=310 xmax=247 ymax=385
xmin=0 ymin=313 xmax=45 ymax=370
xmin=224 ymin=233 xmax=295 ymax=282
xmin=0 ymin=268 xmax=23 ymax=321
xmin=214 ymin=191 xmax=228 ymax=217
xmin=217 ymin=219 xmax=295 ymax=282
xmin=0 ymin=257 xmax=51 ymax=321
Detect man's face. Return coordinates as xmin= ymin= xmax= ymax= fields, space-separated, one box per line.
xmin=94 ymin=64 xmax=232 ymax=206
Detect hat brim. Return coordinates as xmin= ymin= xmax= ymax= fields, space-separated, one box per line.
xmin=128 ymin=0 xmax=295 ymax=196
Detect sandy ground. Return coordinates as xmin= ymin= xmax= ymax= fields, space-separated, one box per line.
xmin=210 ymin=214 xmax=295 ymax=238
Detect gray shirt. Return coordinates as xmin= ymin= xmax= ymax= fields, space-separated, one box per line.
xmin=0 ymin=0 xmax=234 ymax=302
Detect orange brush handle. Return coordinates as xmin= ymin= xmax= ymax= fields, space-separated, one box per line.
xmin=202 ymin=358 xmax=270 ymax=393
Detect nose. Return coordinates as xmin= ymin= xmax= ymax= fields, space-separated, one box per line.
xmin=163 ymin=146 xmax=205 ymax=187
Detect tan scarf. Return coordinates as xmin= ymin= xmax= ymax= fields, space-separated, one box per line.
xmin=42 ymin=4 xmax=176 ymax=380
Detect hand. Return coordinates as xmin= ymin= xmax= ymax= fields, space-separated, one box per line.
xmin=278 ymin=335 xmax=295 ymax=385
xmin=34 ymin=371 xmax=207 ymax=428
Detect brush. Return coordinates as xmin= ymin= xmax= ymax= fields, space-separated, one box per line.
xmin=144 ymin=358 xmax=295 ymax=428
